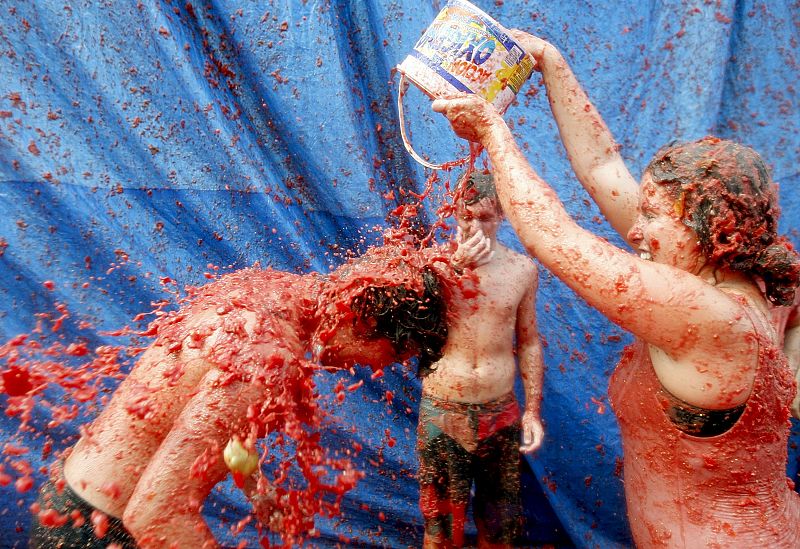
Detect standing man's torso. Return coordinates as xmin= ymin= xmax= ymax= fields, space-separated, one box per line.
xmin=424 ymin=246 xmax=535 ymax=403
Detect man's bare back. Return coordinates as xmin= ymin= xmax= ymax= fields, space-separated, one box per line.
xmin=62 ymin=273 xmax=317 ymax=543
xmin=28 ymin=245 xmax=450 ymax=548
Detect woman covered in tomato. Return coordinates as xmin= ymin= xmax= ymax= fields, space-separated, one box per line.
xmin=432 ymin=30 xmax=800 ymax=548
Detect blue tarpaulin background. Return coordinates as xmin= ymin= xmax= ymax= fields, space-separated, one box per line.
xmin=1 ymin=1 xmax=799 ymax=547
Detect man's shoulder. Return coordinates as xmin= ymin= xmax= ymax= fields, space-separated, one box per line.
xmin=497 ymin=246 xmax=537 ymax=274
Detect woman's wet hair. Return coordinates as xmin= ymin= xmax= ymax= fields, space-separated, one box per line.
xmin=352 ymin=268 xmax=447 ymax=377
xmin=646 ymin=136 xmax=800 ymax=305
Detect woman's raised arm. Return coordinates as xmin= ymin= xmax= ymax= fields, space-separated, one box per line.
xmin=432 ymin=96 xmax=754 ymax=368
xmin=511 ymin=30 xmax=640 ymax=241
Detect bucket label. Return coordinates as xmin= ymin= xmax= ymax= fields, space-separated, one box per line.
xmin=408 ymin=0 xmax=533 ymax=106
xmin=396 ymin=0 xmax=534 ymax=169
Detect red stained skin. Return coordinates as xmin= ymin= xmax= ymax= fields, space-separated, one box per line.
xmin=610 ymin=341 xmax=800 ymax=547
xmin=4 ymin=234 xmax=462 ymax=547
xmin=649 ymin=237 xmax=660 ymax=253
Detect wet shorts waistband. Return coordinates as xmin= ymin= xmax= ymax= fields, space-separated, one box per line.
xmin=420 ymin=390 xmax=517 ymax=413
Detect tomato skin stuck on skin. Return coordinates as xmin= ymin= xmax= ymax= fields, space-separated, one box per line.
xmin=223 ymin=437 xmax=259 ymax=488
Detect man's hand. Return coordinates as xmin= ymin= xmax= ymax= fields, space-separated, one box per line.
xmin=452 ymin=227 xmax=494 ymax=270
xmin=432 ymin=95 xmax=501 ymax=143
xmin=520 ymin=411 xmax=544 ymax=454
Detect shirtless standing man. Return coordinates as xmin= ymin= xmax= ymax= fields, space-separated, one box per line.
xmin=417 ymin=171 xmax=545 ymax=548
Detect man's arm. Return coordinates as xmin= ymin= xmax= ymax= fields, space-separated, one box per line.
xmin=785 ymin=299 xmax=800 ymax=419
xmin=123 ymin=368 xmax=264 ymax=547
xmin=510 ymin=30 xmax=640 ymax=241
xmin=516 ymin=263 xmax=545 ymax=454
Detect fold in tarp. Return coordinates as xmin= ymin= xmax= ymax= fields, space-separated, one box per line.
xmin=1 ymin=1 xmax=798 ymax=547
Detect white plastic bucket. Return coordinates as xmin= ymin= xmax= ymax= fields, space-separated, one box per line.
xmin=397 ymin=0 xmax=534 ymax=170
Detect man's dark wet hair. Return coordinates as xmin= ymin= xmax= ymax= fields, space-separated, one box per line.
xmin=352 ymin=268 xmax=447 ymax=377
xmin=458 ymin=170 xmax=501 ymax=211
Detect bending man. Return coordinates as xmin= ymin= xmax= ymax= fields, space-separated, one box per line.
xmin=27 ymin=242 xmax=448 ymax=548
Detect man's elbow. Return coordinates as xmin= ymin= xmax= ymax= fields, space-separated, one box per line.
xmin=518 ymin=342 xmax=543 ymax=360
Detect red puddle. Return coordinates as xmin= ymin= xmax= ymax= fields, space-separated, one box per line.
xmin=0 ymin=172 xmax=478 ymax=546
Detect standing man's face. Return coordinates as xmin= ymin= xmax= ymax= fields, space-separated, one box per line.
xmin=456 ymin=197 xmax=502 ymax=241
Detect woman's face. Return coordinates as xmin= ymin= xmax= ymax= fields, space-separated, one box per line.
xmin=627 ymin=174 xmax=705 ymax=273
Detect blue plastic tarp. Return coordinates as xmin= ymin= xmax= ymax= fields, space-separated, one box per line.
xmin=1 ymin=1 xmax=799 ymax=547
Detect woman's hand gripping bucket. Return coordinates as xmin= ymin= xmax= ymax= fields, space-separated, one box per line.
xmin=396 ymin=0 xmax=534 ymax=170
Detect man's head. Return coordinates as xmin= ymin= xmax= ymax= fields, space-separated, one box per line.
xmin=455 ymin=170 xmax=503 ymax=241
xmin=314 ymin=244 xmax=448 ymax=373
xmin=350 ymin=267 xmax=447 ymax=375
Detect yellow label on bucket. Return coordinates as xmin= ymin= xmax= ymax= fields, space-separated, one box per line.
xmin=399 ymin=0 xmax=533 ymax=113
xmin=396 ymin=0 xmax=533 ymax=169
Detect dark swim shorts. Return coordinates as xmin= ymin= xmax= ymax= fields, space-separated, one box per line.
xmin=28 ymin=468 xmax=138 ymax=549
xmin=417 ymin=391 xmax=523 ymax=546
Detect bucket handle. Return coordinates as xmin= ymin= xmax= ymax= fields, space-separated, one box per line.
xmin=397 ymin=73 xmax=469 ymax=171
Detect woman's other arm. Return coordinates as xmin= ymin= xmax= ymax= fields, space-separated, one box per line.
xmin=511 ymin=30 xmax=640 ymax=241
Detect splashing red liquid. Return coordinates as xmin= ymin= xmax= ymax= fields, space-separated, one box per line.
xmin=1 ymin=169 xmax=477 ymax=547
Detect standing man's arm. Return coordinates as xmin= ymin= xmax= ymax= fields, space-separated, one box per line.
xmin=517 ymin=264 xmax=545 ymax=454
xmin=785 ymin=299 xmax=800 ymax=419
